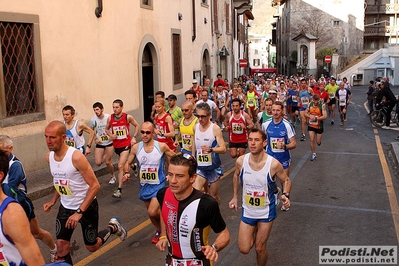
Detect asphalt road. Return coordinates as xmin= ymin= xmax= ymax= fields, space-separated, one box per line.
xmin=33 ymin=85 xmax=399 ymax=265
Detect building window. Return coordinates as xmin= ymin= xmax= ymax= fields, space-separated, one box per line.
xmin=253 ymin=59 xmax=260 ymax=67
xmin=0 ymin=13 xmax=45 ymax=127
xmin=213 ymin=0 xmax=219 ymax=32
xmin=255 ymin=49 xmax=259 ymax=54
xmin=201 ymin=0 xmax=208 ymax=5
xmin=225 ymin=3 xmax=230 ymax=33
xmin=141 ymin=0 xmax=153 ymax=9
xmin=333 ymin=20 xmax=340 ymax=26
xmin=172 ymin=32 xmax=182 ymax=87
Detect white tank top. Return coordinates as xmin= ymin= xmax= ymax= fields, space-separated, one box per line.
xmin=241 ymin=154 xmax=275 ymax=219
xmin=0 ymin=197 xmax=26 ymax=265
xmin=90 ymin=114 xmax=112 ymax=145
xmin=65 ymin=120 xmax=85 ymax=149
xmin=194 ymin=123 xmax=215 ymax=167
xmin=50 ymin=147 xmax=89 ymax=209
xmin=136 ymin=141 xmax=165 ymax=186
xmin=217 ymin=91 xmax=227 ymax=107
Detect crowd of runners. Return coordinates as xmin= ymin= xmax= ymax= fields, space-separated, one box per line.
xmin=0 ymin=72 xmax=361 ymax=265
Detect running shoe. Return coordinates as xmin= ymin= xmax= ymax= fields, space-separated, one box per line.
xmin=300 ymin=134 xmax=306 ymax=141
xmin=281 ymin=205 xmax=290 ymax=211
xmin=382 ymin=126 xmax=391 ymax=130
xmin=109 ymin=175 xmax=116 ymax=184
xmin=112 ymin=190 xmax=122 ymax=198
xmin=152 ymin=229 xmax=161 ymax=244
xmin=109 ymin=216 xmax=127 ymax=241
xmin=274 ymin=187 xmax=281 ymax=206
xmin=310 ymin=153 xmax=317 ymax=161
xmin=50 ymin=246 xmax=57 ymax=262
xmin=331 ymin=120 xmax=334 ymax=125
xmin=340 ymin=122 xmax=344 ymax=126
xmin=296 ymin=116 xmax=301 ymax=123
xmin=396 ymin=136 xmax=399 ymax=140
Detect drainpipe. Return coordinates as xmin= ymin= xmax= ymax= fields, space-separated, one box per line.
xmin=192 ymin=0 xmax=196 ymax=41
xmin=95 ymin=0 xmax=103 ymax=18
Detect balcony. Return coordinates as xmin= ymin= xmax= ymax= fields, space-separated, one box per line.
xmin=364 ymin=25 xmax=396 ymax=37
xmin=365 ymin=3 xmax=399 ymax=14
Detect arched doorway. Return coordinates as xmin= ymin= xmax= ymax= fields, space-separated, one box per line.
xmin=142 ymin=44 xmax=154 ymax=122
xmin=201 ymin=49 xmax=210 ymax=84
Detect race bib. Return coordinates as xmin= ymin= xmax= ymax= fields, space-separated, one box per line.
xmin=309 ymin=116 xmax=318 ymax=125
xmin=245 ymin=190 xmax=267 ymax=207
xmin=99 ymin=134 xmax=110 ymax=143
xmin=292 ymin=95 xmax=298 ymax=102
xmin=54 ymin=179 xmax=72 ymax=196
xmin=197 ymin=149 xmax=212 ymax=166
xmin=65 ymin=137 xmax=75 ymax=148
xmin=156 ymin=125 xmax=165 ymax=139
xmin=140 ymin=167 xmax=159 ymax=185
xmin=181 ymin=134 xmax=192 ymax=150
xmin=329 ymin=92 xmax=335 ymax=99
xmin=301 ymin=98 xmax=309 ymax=105
xmin=339 ymin=99 xmax=346 ymax=106
xmin=248 ymin=98 xmax=255 ymax=107
xmin=113 ymin=126 xmax=127 ymax=140
xmin=270 ymin=137 xmax=285 ymax=153
xmin=0 ymin=250 xmax=10 ymax=266
xmin=172 ymin=258 xmax=203 ymax=266
xmin=232 ymin=122 xmax=244 ymax=134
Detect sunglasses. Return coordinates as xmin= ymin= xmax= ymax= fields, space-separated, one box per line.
xmin=181 ymin=109 xmax=190 ymax=112
xmin=181 ymin=153 xmax=198 ymax=168
xmin=140 ymin=130 xmax=152 ymax=135
xmin=196 ymin=115 xmax=209 ymax=119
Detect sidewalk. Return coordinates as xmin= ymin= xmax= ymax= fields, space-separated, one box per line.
xmin=26 ymin=154 xmax=119 ymax=201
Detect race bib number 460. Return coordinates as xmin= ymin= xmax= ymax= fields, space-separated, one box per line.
xmin=140 ymin=167 xmax=160 ymax=185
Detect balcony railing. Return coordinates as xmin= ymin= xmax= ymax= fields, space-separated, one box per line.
xmin=366 ymin=3 xmax=399 ymax=14
xmin=364 ymin=25 xmax=396 ymax=36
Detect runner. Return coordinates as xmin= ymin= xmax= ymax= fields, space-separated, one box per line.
xmin=224 ymin=99 xmax=254 ymax=158
xmin=190 ymin=79 xmax=203 ymax=101
xmin=0 ymin=135 xmax=57 ymax=262
xmin=261 ymin=101 xmax=296 ymax=178
xmin=228 ymin=128 xmax=291 ymax=266
xmin=246 ymin=83 xmax=260 ymax=124
xmin=0 ymin=150 xmax=45 ymax=265
xmin=196 ymin=89 xmax=220 ymax=122
xmin=123 ymin=122 xmax=175 ymax=244
xmin=167 ymin=94 xmax=183 ymax=147
xmin=44 ymin=121 xmax=127 ymax=265
xmin=176 ymin=101 xmax=198 ymax=154
xmin=90 ymin=102 xmax=115 ymax=184
xmin=325 ymin=77 xmax=339 ymax=125
xmin=192 ymin=103 xmax=226 ymax=203
xmin=335 ymin=82 xmax=352 ymax=126
xmin=156 ymin=154 xmax=230 ymax=266
xmin=62 ymin=105 xmax=95 ymax=155
xmin=154 ymin=98 xmax=176 ymax=152
xmin=257 ymin=98 xmax=274 ymax=128
xmin=298 ymin=79 xmax=313 ymax=141
xmin=304 ymin=94 xmax=327 ymax=161
xmin=287 ymin=81 xmax=299 ymax=126
xmin=214 ymin=84 xmax=230 ymax=129
xmin=106 ymin=99 xmax=140 ymax=199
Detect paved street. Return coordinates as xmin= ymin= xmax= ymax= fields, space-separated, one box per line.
xmin=32 ymin=85 xmax=399 ymax=265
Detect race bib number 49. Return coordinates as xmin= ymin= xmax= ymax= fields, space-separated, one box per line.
xmin=245 ymin=190 xmax=267 ymax=207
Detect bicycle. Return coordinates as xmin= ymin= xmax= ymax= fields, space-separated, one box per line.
xmin=370 ymin=103 xmax=399 ymax=127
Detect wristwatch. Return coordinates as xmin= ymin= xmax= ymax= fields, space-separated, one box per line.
xmin=86 ymin=144 xmax=91 ymax=148
xmin=282 ymin=193 xmax=290 ymax=199
xmin=211 ymin=244 xmax=219 ymax=252
xmin=76 ymin=208 xmax=84 ymax=214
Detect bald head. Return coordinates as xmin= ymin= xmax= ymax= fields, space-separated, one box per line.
xmin=46 ymin=120 xmax=66 ymax=136
xmin=141 ymin=121 xmax=155 ymax=131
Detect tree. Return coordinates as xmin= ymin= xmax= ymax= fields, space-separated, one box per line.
xmin=316 ymin=47 xmax=337 ymax=59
